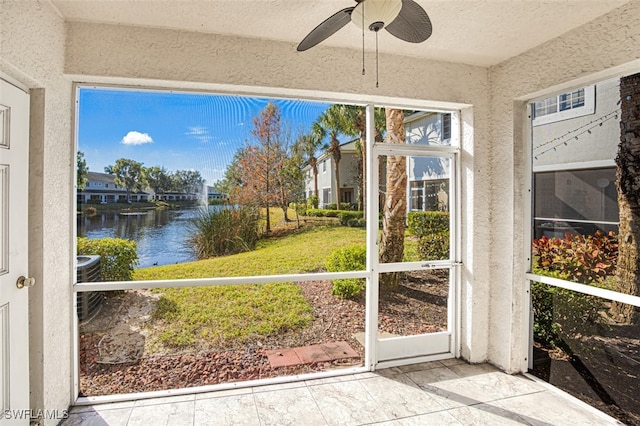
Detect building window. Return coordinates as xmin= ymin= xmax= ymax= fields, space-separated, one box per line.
xmin=532 ymin=86 xmax=595 ymax=126
xmin=442 ymin=113 xmax=451 ymax=140
xmin=533 ymin=167 xmax=618 ymax=238
xmin=322 ymin=188 xmax=331 ymax=206
xmin=322 ymin=160 xmax=327 ymax=173
xmin=409 ymin=179 xmax=449 ymax=212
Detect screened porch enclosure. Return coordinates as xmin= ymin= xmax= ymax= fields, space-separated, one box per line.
xmin=528 ymin=74 xmax=640 ymax=424
xmin=74 ymin=95 xmax=462 ymax=400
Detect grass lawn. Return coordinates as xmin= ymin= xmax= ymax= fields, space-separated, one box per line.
xmin=135 ymin=224 xmax=366 ymax=348
xmin=133 ymin=222 xmax=425 ymax=349
xmin=134 ymin=224 xmax=366 ymax=280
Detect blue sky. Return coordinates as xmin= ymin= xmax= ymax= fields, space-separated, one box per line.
xmin=77 ymin=88 xmax=334 ymax=184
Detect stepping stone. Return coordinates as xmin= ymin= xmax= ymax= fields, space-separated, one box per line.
xmin=321 ymin=341 xmax=359 ymax=359
xmin=294 ymin=345 xmax=334 ymax=364
xmin=265 ymin=348 xmax=302 ymax=368
xmin=266 ymin=341 xmax=359 ymax=368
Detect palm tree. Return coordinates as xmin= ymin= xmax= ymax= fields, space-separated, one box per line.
xmin=351 ymin=107 xmax=386 ymax=213
xmin=294 ymin=128 xmax=324 ymax=200
xmin=379 ymin=108 xmax=407 ymax=290
xmin=316 ymin=105 xmax=351 ymax=208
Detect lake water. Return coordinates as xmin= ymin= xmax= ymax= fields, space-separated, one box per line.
xmin=77 ymin=207 xmax=212 ymax=268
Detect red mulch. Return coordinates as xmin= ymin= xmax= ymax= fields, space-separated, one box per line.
xmin=79 ymin=270 xmax=448 ymax=396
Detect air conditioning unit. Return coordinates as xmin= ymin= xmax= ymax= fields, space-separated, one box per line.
xmin=76 ymin=255 xmax=103 ymax=321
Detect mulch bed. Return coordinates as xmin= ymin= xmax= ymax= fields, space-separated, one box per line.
xmin=79 ymin=270 xmax=449 ymax=396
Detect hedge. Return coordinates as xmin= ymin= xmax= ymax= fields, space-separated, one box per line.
xmin=407 ymin=211 xmax=450 ymax=260
xmin=77 ymin=237 xmax=139 ymax=281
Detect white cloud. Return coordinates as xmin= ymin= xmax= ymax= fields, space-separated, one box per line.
xmin=186 ymin=126 xmax=212 ymax=143
xmin=186 ymin=126 xmax=207 ymax=135
xmin=121 ymin=131 xmax=153 ymax=145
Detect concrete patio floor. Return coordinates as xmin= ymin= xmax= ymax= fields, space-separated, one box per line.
xmin=62 ymin=359 xmax=621 ymax=425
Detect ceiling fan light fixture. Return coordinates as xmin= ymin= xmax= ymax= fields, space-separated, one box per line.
xmin=351 ymin=0 xmax=402 ymax=30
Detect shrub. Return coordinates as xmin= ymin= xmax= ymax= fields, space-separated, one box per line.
xmin=307 ymin=195 xmax=319 ymax=209
xmin=306 ymin=209 xmax=361 ymax=220
xmin=408 ymin=211 xmax=450 ymax=260
xmin=531 ymin=277 xmax=610 ymax=347
xmin=347 ymin=218 xmax=366 ymax=228
xmin=407 ymin=211 xmax=449 ymax=236
xmin=532 ymin=230 xmax=618 ymax=285
xmin=338 ymin=211 xmax=363 ymax=226
xmin=531 ymin=231 xmax=618 ymax=346
xmin=324 ymin=203 xmax=356 ymax=210
xmin=290 ymin=202 xmax=306 ymax=217
xmin=77 ymin=237 xmax=139 ymax=281
xmin=305 ymin=209 xmax=326 ymax=217
xmin=417 ymin=232 xmax=450 ymax=260
xmin=189 ymin=206 xmax=260 ymax=258
xmin=325 ymin=245 xmax=366 ymax=298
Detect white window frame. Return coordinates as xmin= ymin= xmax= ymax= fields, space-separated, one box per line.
xmin=532 ymin=85 xmax=595 ymax=126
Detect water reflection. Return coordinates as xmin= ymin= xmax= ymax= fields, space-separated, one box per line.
xmin=77 ymin=207 xmax=209 ymax=268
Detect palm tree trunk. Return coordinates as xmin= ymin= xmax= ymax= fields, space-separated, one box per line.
xmin=379 ymin=109 xmax=407 ymax=290
xmin=613 ymin=73 xmax=640 ymax=323
xmin=313 ymin=169 xmax=319 ymax=198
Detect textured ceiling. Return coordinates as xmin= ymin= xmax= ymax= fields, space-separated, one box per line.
xmin=51 ymin=0 xmax=629 ymax=67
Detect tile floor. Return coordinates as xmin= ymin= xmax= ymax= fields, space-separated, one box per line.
xmin=63 ymin=360 xmax=621 ymax=425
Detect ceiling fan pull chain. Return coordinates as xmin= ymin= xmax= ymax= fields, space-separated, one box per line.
xmin=376 ymin=29 xmax=379 ymax=88
xmin=362 ymin=0 xmax=366 ymax=76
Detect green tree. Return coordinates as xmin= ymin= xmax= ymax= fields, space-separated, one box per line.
xmin=214 ymin=148 xmax=245 ymax=201
xmin=294 ymin=129 xmax=323 ymax=199
xmin=315 ymin=105 xmax=351 ymax=207
xmin=77 ymin=151 xmax=89 ymax=190
xmin=145 ymin=166 xmax=172 ymax=200
xmin=315 ymin=105 xmax=385 ymax=210
xmin=109 ymin=158 xmax=146 ymax=201
xmin=279 ymin=133 xmax=306 ymax=222
xmin=233 ymin=102 xmax=286 ymax=232
xmin=173 ymin=169 xmax=205 ymax=195
xmin=333 ymin=106 xmax=386 ymax=212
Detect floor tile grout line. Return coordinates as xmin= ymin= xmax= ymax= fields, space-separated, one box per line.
xmin=125 ymin=404 xmax=134 ymax=426
xmin=305 ymin=380 xmax=331 ymax=425
xmin=250 ymin=389 xmax=264 ymax=426
xmin=191 ymin=398 xmax=196 ymax=426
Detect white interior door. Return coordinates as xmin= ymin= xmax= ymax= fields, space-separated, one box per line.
xmin=0 ymin=79 xmax=31 ymax=424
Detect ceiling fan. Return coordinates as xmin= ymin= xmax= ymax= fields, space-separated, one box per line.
xmin=297 ymin=0 xmax=433 ymax=52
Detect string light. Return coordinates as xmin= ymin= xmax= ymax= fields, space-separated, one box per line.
xmin=533 ymin=107 xmax=621 ymax=158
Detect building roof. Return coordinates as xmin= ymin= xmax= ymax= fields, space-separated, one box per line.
xmin=86 ymin=171 xmax=117 ymax=184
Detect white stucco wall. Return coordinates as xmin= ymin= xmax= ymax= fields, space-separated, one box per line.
xmin=489 ymin=0 xmax=640 ymax=372
xmin=0 ymin=1 xmax=73 ymax=423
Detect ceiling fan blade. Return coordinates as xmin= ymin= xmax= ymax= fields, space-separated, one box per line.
xmin=385 ymin=0 xmax=432 ymax=43
xmin=297 ymin=7 xmax=355 ymax=52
